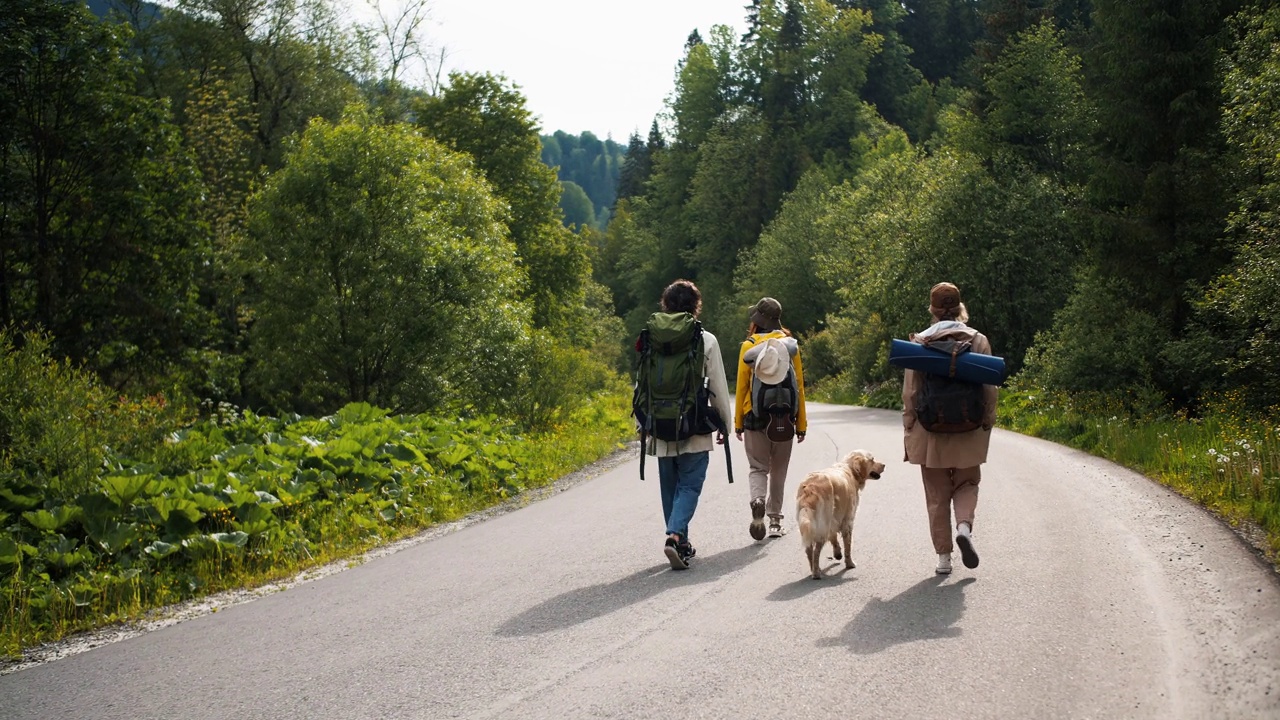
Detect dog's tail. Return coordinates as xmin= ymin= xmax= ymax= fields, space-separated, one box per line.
xmin=795 ymin=481 xmax=820 ymax=543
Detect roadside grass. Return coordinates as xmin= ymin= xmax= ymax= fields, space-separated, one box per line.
xmin=999 ymin=387 xmax=1280 ymax=565
xmin=0 ymin=386 xmax=634 ymax=658
xmin=812 ymin=375 xmax=1280 ymax=567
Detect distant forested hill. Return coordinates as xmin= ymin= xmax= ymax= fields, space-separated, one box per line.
xmin=84 ymin=0 xmax=162 ymax=22
xmin=541 ymin=131 xmax=624 ymax=230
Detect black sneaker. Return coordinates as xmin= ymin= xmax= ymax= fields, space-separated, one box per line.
xmin=665 ymin=536 xmax=688 ymax=570
xmin=749 ymin=497 xmax=767 ymax=541
xmin=678 ymin=541 xmax=696 ymax=563
xmin=956 ymin=531 xmax=980 ymax=569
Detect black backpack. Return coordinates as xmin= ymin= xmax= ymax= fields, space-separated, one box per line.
xmin=915 ymin=374 xmax=985 ymax=433
xmin=749 ymin=367 xmax=799 ymax=441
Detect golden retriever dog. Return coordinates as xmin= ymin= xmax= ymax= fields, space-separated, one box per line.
xmin=795 ymin=450 xmax=884 ymax=580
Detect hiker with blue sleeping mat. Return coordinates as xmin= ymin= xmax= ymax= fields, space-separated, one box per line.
xmin=632 ymin=280 xmax=733 ymax=571
xmin=734 ymin=297 xmax=808 ymax=541
xmin=900 ymin=282 xmax=999 ymax=576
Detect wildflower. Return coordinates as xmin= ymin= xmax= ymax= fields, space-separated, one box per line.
xmin=1208 ymin=448 xmax=1218 ymax=456
xmin=1253 ymin=468 xmax=1261 ymax=476
xmin=1232 ymin=451 xmax=1240 ymax=458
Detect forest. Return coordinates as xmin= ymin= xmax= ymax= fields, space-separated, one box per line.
xmin=541 ymin=130 xmax=625 ymax=231
xmin=1 ymin=0 xmax=1279 ymax=652
xmin=600 ymin=0 xmax=1279 ymax=421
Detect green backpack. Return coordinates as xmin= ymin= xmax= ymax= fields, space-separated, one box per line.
xmin=633 ymin=312 xmax=709 ymax=442
xmin=632 ymin=312 xmax=732 ymax=481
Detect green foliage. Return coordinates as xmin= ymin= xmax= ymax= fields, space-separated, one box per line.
xmin=949 ymin=20 xmax=1092 ymax=177
xmin=1182 ymin=4 xmax=1280 ymax=410
xmin=0 ymin=331 xmax=189 ymax=500
xmin=558 ymin=181 xmax=597 ymax=230
xmin=0 ymin=0 xmax=209 ymax=388
xmin=415 ymin=72 xmax=591 ymax=331
xmin=509 ymin=334 xmax=627 ymax=431
xmin=843 ymin=0 xmax=940 ymax=141
xmin=809 ymin=135 xmax=1078 ymax=388
xmin=1020 ymin=270 xmax=1170 ymax=393
xmin=1063 ymin=0 xmax=1236 ymax=396
xmin=161 ymin=0 xmax=363 ymax=169
xmin=734 ymin=168 xmax=842 ymax=338
xmin=541 ymin=131 xmax=625 ymax=227
xmin=899 ymin=0 xmax=983 ymax=85
xmin=1 ymin=392 xmax=635 ymax=654
xmin=245 ymin=110 xmax=531 ymax=415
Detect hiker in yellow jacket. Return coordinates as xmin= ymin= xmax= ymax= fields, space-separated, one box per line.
xmin=734 ymin=297 xmax=807 ymax=540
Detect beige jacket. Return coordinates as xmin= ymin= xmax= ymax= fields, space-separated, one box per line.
xmin=902 ymin=323 xmax=999 ymax=468
xmin=648 ymin=330 xmax=734 ymax=457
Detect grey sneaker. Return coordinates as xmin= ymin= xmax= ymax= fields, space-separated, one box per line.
xmin=936 ymin=553 xmax=953 ymax=575
xmin=749 ymin=497 xmax=766 ymax=541
xmin=767 ymin=519 xmax=786 ymax=538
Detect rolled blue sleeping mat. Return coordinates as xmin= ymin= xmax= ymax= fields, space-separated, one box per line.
xmin=888 ymin=339 xmax=1007 ymax=386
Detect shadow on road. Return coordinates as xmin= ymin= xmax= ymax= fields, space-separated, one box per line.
xmin=496 ymin=543 xmax=767 ymax=637
xmin=817 ymin=575 xmax=975 ymax=655
xmin=766 ymin=563 xmax=858 ymax=600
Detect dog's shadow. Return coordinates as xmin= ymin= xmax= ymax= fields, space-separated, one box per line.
xmin=817 ymin=575 xmax=976 ymax=655
xmin=766 ymin=560 xmax=858 ymax=601
xmin=496 ymin=543 xmax=767 ymax=637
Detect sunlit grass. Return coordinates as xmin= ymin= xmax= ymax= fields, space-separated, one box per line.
xmin=0 ymin=388 xmax=634 ymax=658
xmin=999 ymin=386 xmax=1280 ymax=565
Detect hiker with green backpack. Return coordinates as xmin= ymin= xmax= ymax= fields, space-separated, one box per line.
xmin=734 ymin=297 xmax=808 ymax=541
xmin=901 ymin=282 xmax=999 ymax=575
xmin=632 ymin=280 xmax=733 ymax=570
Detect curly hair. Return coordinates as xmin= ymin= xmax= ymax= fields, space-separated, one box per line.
xmin=660 ymin=279 xmax=702 ymax=316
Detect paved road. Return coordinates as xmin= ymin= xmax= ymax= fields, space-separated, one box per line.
xmin=3 ymin=404 xmax=1279 ymax=719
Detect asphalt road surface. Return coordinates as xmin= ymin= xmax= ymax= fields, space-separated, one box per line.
xmin=3 ymin=404 xmax=1279 ymax=719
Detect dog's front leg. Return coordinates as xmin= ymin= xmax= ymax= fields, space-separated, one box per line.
xmin=844 ymin=504 xmax=859 ymax=569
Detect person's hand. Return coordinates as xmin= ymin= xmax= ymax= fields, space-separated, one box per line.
xmin=796 ymin=432 xmax=806 ymax=443
xmin=716 ymin=431 xmax=727 ymax=445
xmin=734 ymin=430 xmax=743 ymax=441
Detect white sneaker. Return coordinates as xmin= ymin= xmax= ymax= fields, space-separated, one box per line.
xmin=936 ymin=553 xmax=953 ymax=575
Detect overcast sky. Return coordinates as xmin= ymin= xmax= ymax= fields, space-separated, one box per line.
xmin=400 ymin=0 xmax=748 ymax=141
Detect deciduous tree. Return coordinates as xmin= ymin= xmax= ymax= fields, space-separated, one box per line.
xmin=245 ymin=111 xmax=530 ymax=414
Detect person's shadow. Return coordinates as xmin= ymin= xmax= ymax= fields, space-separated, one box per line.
xmin=817 ymin=575 xmax=975 ymax=655
xmin=496 ymin=543 xmax=767 ymax=637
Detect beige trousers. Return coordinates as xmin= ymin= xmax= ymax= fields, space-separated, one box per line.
xmin=920 ymin=465 xmax=981 ymax=554
xmin=744 ymin=429 xmax=794 ymax=518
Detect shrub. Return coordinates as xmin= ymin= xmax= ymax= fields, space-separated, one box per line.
xmin=0 ymin=331 xmax=188 ymax=499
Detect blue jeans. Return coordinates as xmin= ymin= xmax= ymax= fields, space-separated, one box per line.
xmin=658 ymin=451 xmax=709 ymax=542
